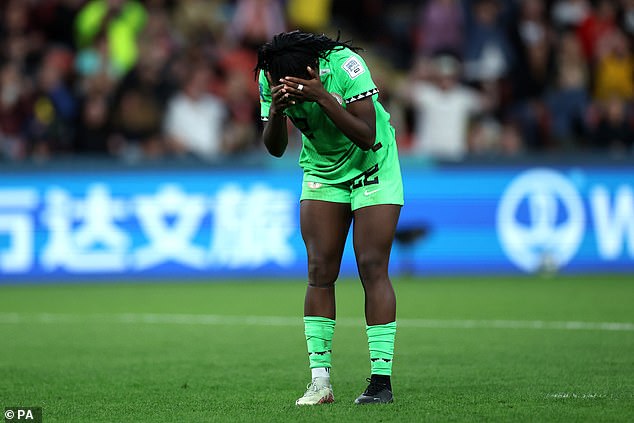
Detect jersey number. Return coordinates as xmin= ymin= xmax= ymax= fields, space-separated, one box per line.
xmin=352 ymin=164 xmax=379 ymax=189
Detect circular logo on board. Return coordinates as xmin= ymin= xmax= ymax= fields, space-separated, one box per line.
xmin=496 ymin=169 xmax=585 ymax=272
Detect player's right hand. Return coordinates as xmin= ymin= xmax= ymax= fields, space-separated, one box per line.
xmin=267 ymin=71 xmax=295 ymax=117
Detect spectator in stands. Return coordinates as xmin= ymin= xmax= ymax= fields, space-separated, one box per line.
xmin=545 ymin=30 xmax=591 ymax=149
xmin=622 ymin=0 xmax=634 ymax=37
xmin=109 ymin=35 xmax=173 ymax=160
xmin=497 ymin=122 xmax=524 ymax=156
xmin=164 ymin=62 xmax=228 ymax=160
xmin=508 ymin=0 xmax=556 ymax=151
xmin=287 ymin=0 xmax=333 ymax=32
xmin=74 ymin=91 xmax=112 ymax=155
xmin=0 ymin=62 xmax=30 ymax=160
xmin=551 ymin=0 xmax=590 ymax=29
xmin=463 ymin=0 xmax=515 ymax=83
xmin=576 ymin=0 xmax=617 ymax=60
xmin=32 ymin=0 xmax=83 ymax=50
xmin=593 ymin=28 xmax=634 ymax=102
xmin=25 ymin=47 xmax=77 ymax=159
xmin=414 ymin=0 xmax=464 ymax=58
xmin=510 ymin=0 xmax=554 ymax=103
xmin=227 ymin=0 xmax=286 ymax=50
xmin=221 ymin=69 xmax=259 ymax=154
xmin=1 ymin=0 xmax=43 ymax=75
xmin=402 ymin=53 xmax=489 ymax=159
xmin=75 ymin=31 xmax=119 ymax=86
xmin=172 ymin=0 xmax=227 ymax=45
xmin=75 ymin=0 xmax=147 ymax=76
xmin=588 ymin=96 xmax=634 ymax=154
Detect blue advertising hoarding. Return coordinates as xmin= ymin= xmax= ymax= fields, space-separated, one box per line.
xmin=0 ymin=161 xmax=632 ymax=283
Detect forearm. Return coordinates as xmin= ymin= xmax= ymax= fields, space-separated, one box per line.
xmin=262 ymin=111 xmax=289 ymax=157
xmin=316 ymin=95 xmax=376 ymax=151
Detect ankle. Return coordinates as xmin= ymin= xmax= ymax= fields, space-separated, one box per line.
xmin=311 ymin=367 xmax=330 ymax=379
xmin=370 ymin=374 xmax=392 ymax=390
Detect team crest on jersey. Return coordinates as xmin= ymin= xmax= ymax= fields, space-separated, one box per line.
xmin=330 ymin=92 xmax=343 ymax=105
xmin=342 ymin=57 xmax=365 ymax=79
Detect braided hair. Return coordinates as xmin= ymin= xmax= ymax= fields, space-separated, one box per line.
xmin=254 ymin=30 xmax=362 ymax=83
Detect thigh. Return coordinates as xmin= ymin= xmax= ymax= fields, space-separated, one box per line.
xmin=300 ymin=200 xmax=352 ymax=283
xmin=352 ymin=204 xmax=401 ymax=271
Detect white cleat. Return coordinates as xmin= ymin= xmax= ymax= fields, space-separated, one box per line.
xmin=295 ymin=377 xmax=335 ymax=405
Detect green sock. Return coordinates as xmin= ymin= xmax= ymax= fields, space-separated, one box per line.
xmin=304 ymin=316 xmax=336 ymax=370
xmin=366 ymin=321 xmax=397 ymax=376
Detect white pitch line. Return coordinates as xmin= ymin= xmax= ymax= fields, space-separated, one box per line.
xmin=0 ymin=313 xmax=633 ymax=332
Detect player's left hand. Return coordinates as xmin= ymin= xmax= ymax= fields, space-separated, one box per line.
xmin=280 ymin=67 xmax=325 ymax=103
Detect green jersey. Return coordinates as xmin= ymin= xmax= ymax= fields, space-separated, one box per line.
xmin=259 ymin=47 xmax=397 ymax=184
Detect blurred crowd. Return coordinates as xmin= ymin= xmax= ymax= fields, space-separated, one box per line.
xmin=0 ymin=0 xmax=632 ymax=163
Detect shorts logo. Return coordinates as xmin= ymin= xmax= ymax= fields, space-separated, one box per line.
xmin=342 ymin=57 xmax=365 ymax=79
xmin=307 ymin=182 xmax=323 ymax=189
xmin=364 ymin=188 xmax=381 ymax=196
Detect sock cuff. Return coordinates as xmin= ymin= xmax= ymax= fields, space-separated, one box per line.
xmin=304 ymin=316 xmax=336 ymax=326
xmin=304 ymin=316 xmax=336 ymax=339
xmin=366 ymin=321 xmax=397 ymax=334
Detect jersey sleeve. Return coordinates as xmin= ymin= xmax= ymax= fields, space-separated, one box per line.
xmin=258 ymin=70 xmax=272 ymax=121
xmin=332 ymin=50 xmax=379 ymax=105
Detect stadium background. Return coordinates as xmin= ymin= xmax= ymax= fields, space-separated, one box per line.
xmin=1 ymin=0 xmax=632 ymax=282
xmin=0 ymin=2 xmax=633 ymax=422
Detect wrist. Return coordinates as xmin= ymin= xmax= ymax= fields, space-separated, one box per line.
xmin=269 ymin=109 xmax=287 ymax=120
xmin=316 ymin=91 xmax=338 ymax=108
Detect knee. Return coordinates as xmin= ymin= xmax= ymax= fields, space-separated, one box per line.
xmin=307 ymin=255 xmax=340 ymax=287
xmin=356 ymin=252 xmax=388 ymax=282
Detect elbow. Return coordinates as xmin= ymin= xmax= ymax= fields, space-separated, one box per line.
xmin=358 ymin=142 xmax=373 ymax=151
xmin=357 ymin=121 xmax=376 ymax=150
xmin=357 ymin=131 xmax=376 ymax=151
xmin=263 ymin=135 xmax=287 ymax=157
xmin=268 ymin=148 xmax=285 ymax=158
xmin=265 ymin=143 xmax=285 ymax=157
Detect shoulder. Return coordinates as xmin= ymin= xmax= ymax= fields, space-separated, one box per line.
xmin=327 ymin=47 xmax=370 ymax=80
xmin=326 ymin=47 xmax=362 ymax=64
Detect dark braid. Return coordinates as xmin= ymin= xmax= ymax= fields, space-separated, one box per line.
xmin=254 ymin=30 xmax=362 ymax=82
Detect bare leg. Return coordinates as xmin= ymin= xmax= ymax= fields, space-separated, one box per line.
xmin=352 ymin=204 xmax=401 ymax=325
xmin=300 ymin=200 xmax=352 ymax=319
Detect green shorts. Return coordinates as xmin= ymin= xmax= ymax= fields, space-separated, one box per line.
xmin=300 ymin=144 xmax=404 ymax=211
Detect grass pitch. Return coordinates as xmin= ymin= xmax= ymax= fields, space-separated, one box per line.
xmin=1 ymin=275 xmax=633 ymax=422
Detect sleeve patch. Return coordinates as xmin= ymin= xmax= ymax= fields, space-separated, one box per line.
xmin=342 ymin=56 xmax=366 ymax=79
xmin=259 ymin=82 xmax=265 ymax=101
xmin=345 ymin=88 xmax=379 ymax=104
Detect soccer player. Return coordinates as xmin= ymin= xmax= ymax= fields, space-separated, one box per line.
xmin=255 ymin=31 xmax=403 ymax=405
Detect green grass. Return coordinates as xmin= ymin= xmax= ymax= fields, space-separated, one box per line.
xmin=1 ymin=275 xmax=633 ymax=422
